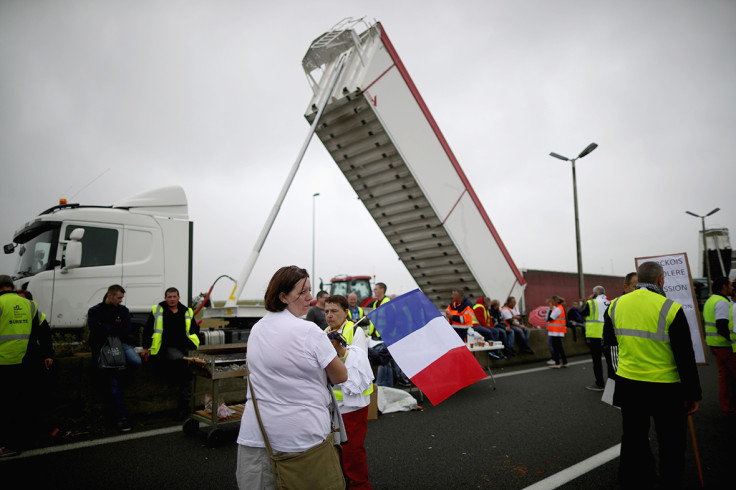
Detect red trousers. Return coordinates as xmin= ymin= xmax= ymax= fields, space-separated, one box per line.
xmin=340 ymin=405 xmax=371 ymax=489
xmin=711 ymin=346 xmax=736 ymax=416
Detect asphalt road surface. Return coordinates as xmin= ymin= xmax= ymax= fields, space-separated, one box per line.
xmin=2 ymin=354 xmax=732 ymax=489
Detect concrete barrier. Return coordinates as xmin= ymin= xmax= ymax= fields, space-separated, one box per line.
xmin=45 ymin=329 xmax=590 ymax=428
xmin=471 ymin=327 xmax=591 ymax=368
xmin=46 ymin=353 xmax=247 ymax=428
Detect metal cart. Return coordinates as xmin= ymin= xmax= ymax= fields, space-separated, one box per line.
xmin=183 ymin=343 xmax=247 ymax=446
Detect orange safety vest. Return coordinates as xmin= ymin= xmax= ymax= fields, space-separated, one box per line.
xmin=547 ymin=304 xmax=567 ymax=334
xmin=501 ymin=306 xmax=517 ymax=327
xmin=446 ymin=302 xmax=475 ymax=326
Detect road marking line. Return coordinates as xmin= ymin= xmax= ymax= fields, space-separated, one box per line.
xmin=487 ymin=357 xmax=620 ymax=489
xmin=3 ymin=426 xmax=181 ymax=460
xmin=522 ymin=444 xmax=621 ymax=490
xmin=490 ymin=358 xmax=591 ymax=379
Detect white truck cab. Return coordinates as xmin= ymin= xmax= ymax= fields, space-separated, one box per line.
xmin=4 ymin=186 xmax=193 ymax=330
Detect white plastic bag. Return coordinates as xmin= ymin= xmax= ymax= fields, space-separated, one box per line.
xmin=217 ymin=402 xmax=234 ymax=419
xmin=377 ymin=386 xmax=418 ymax=413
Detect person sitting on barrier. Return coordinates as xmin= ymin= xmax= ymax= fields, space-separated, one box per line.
xmin=489 ymin=299 xmax=516 ymax=357
xmin=445 ymin=289 xmax=475 ymax=342
xmin=472 ymin=297 xmax=507 ymax=360
xmin=88 ymin=284 xmax=142 ymax=432
xmin=502 ymin=297 xmax=535 ymax=355
xmin=141 ymin=287 xmax=200 ymax=420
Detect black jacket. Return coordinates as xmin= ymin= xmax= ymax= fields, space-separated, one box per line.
xmin=143 ymin=301 xmax=199 ymax=354
xmin=87 ymin=300 xmax=133 ymax=356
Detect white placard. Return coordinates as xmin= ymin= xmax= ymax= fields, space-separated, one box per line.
xmin=635 ymin=253 xmax=707 ymax=364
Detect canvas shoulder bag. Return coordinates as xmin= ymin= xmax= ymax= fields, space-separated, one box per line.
xmin=246 ymin=365 xmax=345 ymax=490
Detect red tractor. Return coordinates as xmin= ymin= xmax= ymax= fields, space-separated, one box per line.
xmin=328 ymin=275 xmax=375 ymax=307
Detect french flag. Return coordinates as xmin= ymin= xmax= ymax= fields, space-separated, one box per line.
xmin=367 ymin=289 xmax=487 ymax=405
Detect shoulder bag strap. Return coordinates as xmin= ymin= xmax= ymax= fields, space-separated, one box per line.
xmin=245 ymin=364 xmax=274 ymax=457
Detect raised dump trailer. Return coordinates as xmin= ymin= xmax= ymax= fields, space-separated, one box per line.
xmin=302 ymin=19 xmax=526 ymax=309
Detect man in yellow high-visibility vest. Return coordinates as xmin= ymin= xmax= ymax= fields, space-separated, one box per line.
xmin=141 ymin=287 xmax=200 ymax=420
xmin=0 ymin=274 xmax=41 ymax=457
xmin=578 ymin=285 xmax=612 ymax=391
xmin=602 ymin=261 xmax=701 ymax=488
xmin=703 ymin=276 xmax=736 ymax=417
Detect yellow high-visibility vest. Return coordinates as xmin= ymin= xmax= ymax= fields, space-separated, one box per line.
xmin=0 ymin=293 xmax=37 ymax=365
xmin=703 ymin=294 xmax=735 ymax=348
xmin=608 ymin=289 xmax=681 ymax=383
xmin=331 ymin=320 xmax=374 ymax=401
xmin=150 ymin=304 xmax=199 ymax=355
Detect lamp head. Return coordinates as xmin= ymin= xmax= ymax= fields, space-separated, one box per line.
xmin=549 ymin=152 xmax=569 ymax=161
xmin=577 ymin=142 xmax=598 ymax=159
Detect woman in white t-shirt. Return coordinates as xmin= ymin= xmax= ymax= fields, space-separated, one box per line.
xmin=235 ymin=266 xmax=348 ymax=489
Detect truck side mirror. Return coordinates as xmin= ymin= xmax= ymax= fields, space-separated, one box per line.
xmin=63 ymin=228 xmax=85 ymax=270
xmin=3 ymin=243 xmax=16 ymax=254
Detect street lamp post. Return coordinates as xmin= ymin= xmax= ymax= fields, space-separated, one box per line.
xmin=685 ymin=208 xmax=720 ymax=294
xmin=312 ymin=192 xmax=320 ymax=283
xmin=549 ymin=142 xmax=598 ymax=300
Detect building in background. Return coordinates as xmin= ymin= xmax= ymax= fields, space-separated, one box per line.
xmin=520 ymin=269 xmax=625 ymax=316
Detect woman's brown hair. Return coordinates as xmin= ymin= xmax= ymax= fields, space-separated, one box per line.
xmin=264 ymin=265 xmax=310 ymax=312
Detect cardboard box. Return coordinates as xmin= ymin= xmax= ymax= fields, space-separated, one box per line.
xmin=367 ymin=384 xmax=378 ymax=420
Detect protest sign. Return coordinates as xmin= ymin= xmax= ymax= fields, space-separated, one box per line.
xmin=636 ymin=253 xmax=707 ymax=364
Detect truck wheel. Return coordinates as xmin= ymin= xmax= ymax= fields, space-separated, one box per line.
xmin=182 ymin=418 xmax=199 ymax=436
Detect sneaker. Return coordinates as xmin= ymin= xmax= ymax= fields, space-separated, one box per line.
xmin=549 ymin=364 xmax=562 ymax=369
xmin=489 ymin=351 xmax=503 ymax=360
xmin=0 ymin=447 xmax=21 ymax=458
xmin=561 ymin=363 xmax=568 ymax=368
xmin=586 ymin=385 xmax=604 ymax=392
xmin=546 ymin=360 xmax=556 ymax=365
xmin=116 ymin=420 xmax=132 ymax=433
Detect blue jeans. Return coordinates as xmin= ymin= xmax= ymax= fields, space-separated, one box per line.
xmin=503 ymin=327 xmax=516 ymax=348
xmin=124 ymin=343 xmax=142 ymax=367
xmin=371 ymin=343 xmax=409 ymax=386
xmin=377 ymin=364 xmax=393 ymax=387
xmin=548 ymin=335 xmax=556 ymax=358
xmin=473 ymin=326 xmax=497 ymax=342
xmin=510 ymin=325 xmax=531 ymax=350
xmin=491 ymin=327 xmax=508 ymax=346
xmin=96 ymin=343 xmax=140 ymax=422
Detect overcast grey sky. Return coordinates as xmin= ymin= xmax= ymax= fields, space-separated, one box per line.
xmin=1 ymin=0 xmax=734 ymax=305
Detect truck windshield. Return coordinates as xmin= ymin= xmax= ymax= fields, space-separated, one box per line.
xmin=13 ymin=222 xmax=60 ymax=278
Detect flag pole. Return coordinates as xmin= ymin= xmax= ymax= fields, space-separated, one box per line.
xmin=688 ymin=415 xmax=704 ymax=488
